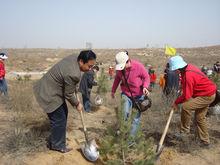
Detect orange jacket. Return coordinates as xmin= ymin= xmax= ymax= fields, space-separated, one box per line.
xmin=159 ymin=74 xmax=165 ymax=89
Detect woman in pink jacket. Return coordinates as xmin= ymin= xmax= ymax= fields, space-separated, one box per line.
xmin=111 ymin=51 xmax=150 ymax=138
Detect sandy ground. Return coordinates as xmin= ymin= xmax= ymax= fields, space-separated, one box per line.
xmin=0 ymin=100 xmax=113 ymax=165
xmin=0 ymin=99 xmax=220 ymax=165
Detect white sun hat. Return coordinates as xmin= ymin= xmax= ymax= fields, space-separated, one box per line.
xmin=115 ymin=51 xmax=129 ymax=70
xmin=169 ymin=55 xmax=187 ymax=71
xmin=0 ymin=52 xmax=8 ymax=60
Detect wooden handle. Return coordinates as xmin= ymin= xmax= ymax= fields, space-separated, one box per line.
xmin=157 ymin=109 xmax=174 ymax=152
xmin=80 ymin=110 xmax=89 ymax=143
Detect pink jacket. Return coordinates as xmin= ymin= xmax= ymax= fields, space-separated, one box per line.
xmin=112 ymin=60 xmax=150 ymax=97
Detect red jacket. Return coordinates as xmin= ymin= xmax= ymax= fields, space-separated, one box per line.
xmin=150 ymin=73 xmax=157 ymax=83
xmin=0 ymin=60 xmax=6 ymax=79
xmin=175 ymin=64 xmax=217 ymax=104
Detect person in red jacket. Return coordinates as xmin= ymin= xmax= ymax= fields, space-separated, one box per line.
xmin=108 ymin=65 xmax=114 ymax=80
xmin=169 ymin=55 xmax=216 ymax=147
xmin=149 ymin=68 xmax=157 ymax=89
xmin=0 ymin=52 xmax=8 ymax=96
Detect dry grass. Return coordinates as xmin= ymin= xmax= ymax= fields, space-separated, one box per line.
xmin=3 ymin=80 xmax=49 ymax=154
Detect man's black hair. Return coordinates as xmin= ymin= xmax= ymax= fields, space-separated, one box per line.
xmin=77 ymin=50 xmax=96 ymax=63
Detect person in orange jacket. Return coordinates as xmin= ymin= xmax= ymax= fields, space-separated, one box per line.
xmin=159 ymin=73 xmax=166 ymax=90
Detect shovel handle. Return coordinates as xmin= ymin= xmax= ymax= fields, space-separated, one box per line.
xmin=157 ymin=108 xmax=174 ymax=153
xmin=75 ymin=93 xmax=89 ymax=143
xmin=80 ymin=110 xmax=89 ymax=143
xmin=80 ymin=110 xmax=86 ymax=131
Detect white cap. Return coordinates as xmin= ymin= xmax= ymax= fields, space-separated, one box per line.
xmin=115 ymin=52 xmax=129 ymax=70
xmin=0 ymin=52 xmax=8 ymax=60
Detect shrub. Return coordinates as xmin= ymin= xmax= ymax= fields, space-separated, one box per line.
xmin=99 ymin=99 xmax=155 ymax=165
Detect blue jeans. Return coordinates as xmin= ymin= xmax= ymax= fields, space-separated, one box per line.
xmin=0 ymin=78 xmax=8 ymax=96
xmin=121 ymin=93 xmax=145 ymax=136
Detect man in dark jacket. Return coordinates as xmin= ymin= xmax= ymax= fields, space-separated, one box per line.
xmin=79 ymin=65 xmax=99 ymax=112
xmin=34 ymin=50 xmax=96 ymax=153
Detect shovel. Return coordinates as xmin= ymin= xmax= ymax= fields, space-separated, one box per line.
xmin=156 ymin=108 xmax=174 ymax=156
xmin=79 ymin=110 xmax=99 ymax=162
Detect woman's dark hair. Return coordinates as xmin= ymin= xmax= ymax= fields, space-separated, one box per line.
xmin=77 ymin=50 xmax=96 ymax=63
xmin=179 ymin=65 xmax=188 ymax=72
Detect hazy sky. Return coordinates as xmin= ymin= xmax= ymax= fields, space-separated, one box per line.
xmin=1 ymin=0 xmax=220 ymax=48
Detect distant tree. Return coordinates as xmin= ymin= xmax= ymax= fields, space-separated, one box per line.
xmin=97 ymin=68 xmax=108 ymax=95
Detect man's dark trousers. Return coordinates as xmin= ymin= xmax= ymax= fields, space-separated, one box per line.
xmin=47 ymin=102 xmax=68 ymax=150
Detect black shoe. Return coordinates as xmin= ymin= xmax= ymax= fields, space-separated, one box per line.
xmin=47 ymin=141 xmax=72 ymax=153
xmin=199 ymin=142 xmax=211 ymax=149
xmin=173 ymin=132 xmax=188 ymax=140
xmin=50 ymin=147 xmax=73 ymax=153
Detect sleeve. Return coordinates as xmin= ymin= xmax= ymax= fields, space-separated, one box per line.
xmin=111 ymin=71 xmax=121 ymax=94
xmin=87 ymin=72 xmax=97 ymax=86
xmin=175 ymin=74 xmax=194 ymax=104
xmin=64 ymin=75 xmax=80 ymax=107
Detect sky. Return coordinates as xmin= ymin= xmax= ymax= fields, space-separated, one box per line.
xmin=0 ymin=0 xmax=220 ymax=49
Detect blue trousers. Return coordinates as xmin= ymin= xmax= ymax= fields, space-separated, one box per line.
xmin=121 ymin=93 xmax=145 ymax=136
xmin=47 ymin=102 xmax=68 ymax=150
xmin=0 ymin=78 xmax=8 ymax=96
xmin=82 ymin=90 xmax=91 ymax=112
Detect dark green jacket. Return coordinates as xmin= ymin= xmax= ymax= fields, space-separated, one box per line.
xmin=79 ymin=70 xmax=97 ymax=98
xmin=33 ymin=55 xmax=81 ymax=113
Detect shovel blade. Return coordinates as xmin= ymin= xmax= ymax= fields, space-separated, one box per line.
xmin=81 ymin=139 xmax=99 ymax=162
xmin=155 ymin=144 xmax=164 ymax=157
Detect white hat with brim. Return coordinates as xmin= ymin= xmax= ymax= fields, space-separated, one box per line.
xmin=169 ymin=55 xmax=187 ymax=71
xmin=115 ymin=52 xmax=129 ymax=70
xmin=0 ymin=52 xmax=8 ymax=60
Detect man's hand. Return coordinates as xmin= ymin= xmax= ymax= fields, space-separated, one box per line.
xmin=111 ymin=92 xmax=115 ymax=99
xmin=143 ymin=88 xmax=149 ymax=96
xmin=76 ymin=102 xmax=83 ymax=112
xmin=172 ymin=103 xmax=178 ymax=111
